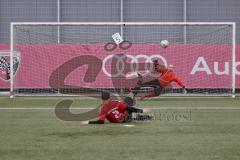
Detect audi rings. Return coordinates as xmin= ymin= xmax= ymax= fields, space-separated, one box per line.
xmin=104 ymin=41 xmax=132 ymax=52
xmin=102 ymin=54 xmax=168 ymax=78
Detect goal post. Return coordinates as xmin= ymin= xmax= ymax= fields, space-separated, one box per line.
xmin=9 ymin=22 xmax=236 ymax=97
xmin=232 ymin=22 xmax=236 ymax=98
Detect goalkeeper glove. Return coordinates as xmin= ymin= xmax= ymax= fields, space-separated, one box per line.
xmin=182 ymin=86 xmax=187 ymax=94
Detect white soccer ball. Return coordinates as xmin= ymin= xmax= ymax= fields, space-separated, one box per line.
xmin=160 ymin=40 xmax=169 ymax=48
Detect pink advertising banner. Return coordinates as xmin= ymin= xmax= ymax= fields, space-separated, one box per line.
xmin=0 ymin=43 xmax=240 ymax=89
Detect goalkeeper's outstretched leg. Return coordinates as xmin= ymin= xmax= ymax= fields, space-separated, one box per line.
xmin=138 ymin=79 xmax=163 ymax=100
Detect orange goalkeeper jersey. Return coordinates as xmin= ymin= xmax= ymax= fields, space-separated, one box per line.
xmin=155 ymin=67 xmax=185 ymax=88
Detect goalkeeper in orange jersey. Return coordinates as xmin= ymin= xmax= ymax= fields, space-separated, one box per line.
xmin=133 ymin=60 xmax=186 ymax=100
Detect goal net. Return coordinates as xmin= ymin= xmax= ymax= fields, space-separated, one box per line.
xmin=10 ymin=22 xmax=236 ymax=97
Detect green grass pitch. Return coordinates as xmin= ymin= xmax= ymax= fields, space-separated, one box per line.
xmin=0 ymin=97 xmax=240 ymax=160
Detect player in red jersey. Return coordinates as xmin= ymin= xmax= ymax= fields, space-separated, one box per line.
xmin=81 ymin=92 xmax=151 ymax=124
xmin=134 ymin=60 xmax=186 ymax=100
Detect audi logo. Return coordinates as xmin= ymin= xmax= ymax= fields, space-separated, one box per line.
xmin=102 ymin=54 xmax=168 ymax=78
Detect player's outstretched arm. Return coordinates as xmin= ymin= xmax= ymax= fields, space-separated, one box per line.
xmin=174 ymin=77 xmax=185 ymax=89
xmin=174 ymin=77 xmax=187 ymax=93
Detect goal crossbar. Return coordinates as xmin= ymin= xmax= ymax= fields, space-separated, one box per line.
xmin=11 ymin=22 xmax=235 ymax=26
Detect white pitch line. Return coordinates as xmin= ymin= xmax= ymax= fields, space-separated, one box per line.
xmin=0 ymin=107 xmax=240 ymax=110
xmin=0 ymin=107 xmax=91 ymax=110
xmin=148 ymin=107 xmax=240 ymax=110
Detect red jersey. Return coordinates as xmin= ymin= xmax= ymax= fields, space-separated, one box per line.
xmin=155 ymin=67 xmax=184 ymax=88
xmin=98 ymin=100 xmax=127 ymax=123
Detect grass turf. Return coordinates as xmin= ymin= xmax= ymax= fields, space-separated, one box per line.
xmin=0 ymin=97 xmax=240 ymax=160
